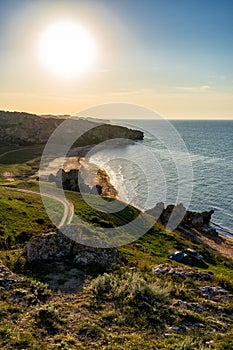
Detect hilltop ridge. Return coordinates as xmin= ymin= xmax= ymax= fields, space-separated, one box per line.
xmin=0 ymin=110 xmax=143 ymax=145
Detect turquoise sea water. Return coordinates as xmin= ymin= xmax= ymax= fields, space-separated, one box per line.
xmin=89 ymin=120 xmax=233 ymax=237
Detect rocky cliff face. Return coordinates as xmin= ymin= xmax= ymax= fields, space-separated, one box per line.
xmin=146 ymin=203 xmax=217 ymax=234
xmin=0 ymin=111 xmax=143 ymax=145
xmin=50 ymin=164 xmax=118 ymax=199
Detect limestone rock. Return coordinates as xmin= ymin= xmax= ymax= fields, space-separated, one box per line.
xmin=22 ymin=230 xmax=119 ymax=266
xmin=152 ymin=263 xmax=214 ymax=281
xmin=74 ymin=249 xmax=119 ymax=265
xmin=146 ymin=203 xmax=216 ymax=233
xmin=51 ymin=165 xmax=117 ymax=198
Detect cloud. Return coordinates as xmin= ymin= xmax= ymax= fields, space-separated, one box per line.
xmin=175 ymin=85 xmax=211 ymax=92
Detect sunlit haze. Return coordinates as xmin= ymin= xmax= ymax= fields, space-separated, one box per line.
xmin=0 ymin=0 xmax=232 ymax=119
xmin=39 ymin=21 xmax=96 ymax=79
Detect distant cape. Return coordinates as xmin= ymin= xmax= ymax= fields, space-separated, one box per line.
xmin=0 ymin=110 xmax=143 ymax=146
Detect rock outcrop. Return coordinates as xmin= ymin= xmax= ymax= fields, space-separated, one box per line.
xmin=153 ymin=264 xmax=214 ymax=281
xmin=0 ymin=111 xmax=143 ymax=145
xmin=146 ymin=203 xmax=217 ymax=235
xmin=50 ymin=163 xmax=118 ymax=199
xmin=22 ymin=230 xmax=119 ymax=265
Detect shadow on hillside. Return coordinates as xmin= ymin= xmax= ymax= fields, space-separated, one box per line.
xmin=26 ymin=259 xmax=87 ymax=294
xmin=0 ymin=145 xmax=44 ymax=165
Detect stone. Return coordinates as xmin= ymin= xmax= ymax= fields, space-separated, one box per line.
xmin=51 ymin=163 xmax=118 ymax=199
xmin=22 ymin=230 xmax=119 ymax=266
xmin=152 ymin=264 xmax=214 ymax=281
xmin=74 ymin=249 xmax=119 ymax=265
xmin=168 ymin=326 xmax=181 ymax=334
xmin=145 ymin=202 xmax=164 ymax=221
xmin=146 ymin=203 xmax=217 ymax=234
xmin=168 ymin=249 xmax=204 ymax=266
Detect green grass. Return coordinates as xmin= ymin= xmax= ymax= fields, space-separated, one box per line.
xmin=0 ymin=144 xmax=43 ymax=182
xmin=1 ymin=185 xmax=232 ymax=277
xmin=0 ymin=187 xmax=62 ymax=249
xmin=67 ymin=191 xmax=139 ymax=227
xmin=0 ymin=177 xmax=233 ymax=349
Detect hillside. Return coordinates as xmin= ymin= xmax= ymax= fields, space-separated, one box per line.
xmin=0 ymin=186 xmax=233 ymax=349
xmin=0 ymin=125 xmax=232 ymax=349
xmin=0 ymin=111 xmax=143 ymax=145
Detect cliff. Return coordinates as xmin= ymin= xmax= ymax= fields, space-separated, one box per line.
xmin=0 ymin=111 xmax=143 ymax=145
xmin=50 ymin=160 xmax=119 ymax=199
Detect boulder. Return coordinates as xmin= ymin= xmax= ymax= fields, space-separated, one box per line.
xmin=168 ymin=249 xmax=206 ymax=267
xmin=145 ymin=202 xmax=164 ymax=221
xmin=22 ymin=230 xmax=119 ymax=266
xmin=55 ymin=168 xmax=81 ymax=192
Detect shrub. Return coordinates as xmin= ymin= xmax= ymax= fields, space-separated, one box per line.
xmin=29 ymin=279 xmax=52 ymax=302
xmin=90 ymin=271 xmax=171 ymax=306
xmin=91 ymin=272 xmax=115 ymax=298
xmin=78 ymin=322 xmax=105 ymax=339
xmin=216 ymin=274 xmax=233 ymax=291
xmin=12 ymin=332 xmax=36 ymax=349
xmin=0 ymin=324 xmax=12 ymax=340
xmin=35 ymin=304 xmax=64 ymax=333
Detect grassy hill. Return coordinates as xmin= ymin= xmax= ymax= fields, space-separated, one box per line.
xmin=0 ymin=144 xmax=43 ymax=182
xmin=0 ymin=186 xmax=233 ymax=349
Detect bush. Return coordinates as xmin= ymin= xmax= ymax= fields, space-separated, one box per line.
xmin=216 ymin=274 xmax=233 ymax=291
xmin=78 ymin=322 xmax=105 ymax=339
xmin=29 ymin=279 xmax=51 ymax=301
xmin=174 ymin=336 xmax=209 ymax=350
xmin=35 ymin=304 xmax=64 ymax=333
xmin=90 ymin=271 xmax=171 ymax=306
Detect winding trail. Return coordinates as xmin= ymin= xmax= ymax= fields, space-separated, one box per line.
xmin=2 ymin=186 xmax=74 ymax=228
xmin=0 ymin=147 xmax=74 ymax=228
xmin=0 ymin=147 xmax=31 ymax=159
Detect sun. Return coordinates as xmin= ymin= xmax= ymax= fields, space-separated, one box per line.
xmin=39 ymin=21 xmax=96 ymax=78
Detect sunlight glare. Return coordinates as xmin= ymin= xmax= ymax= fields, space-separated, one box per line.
xmin=39 ymin=21 xmax=96 ymax=78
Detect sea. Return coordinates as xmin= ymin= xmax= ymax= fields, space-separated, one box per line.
xmin=89 ymin=120 xmax=233 ymax=237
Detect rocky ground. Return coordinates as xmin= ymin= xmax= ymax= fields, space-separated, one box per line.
xmin=0 ymin=263 xmax=23 ymax=290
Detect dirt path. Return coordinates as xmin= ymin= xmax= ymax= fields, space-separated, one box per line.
xmin=2 ymin=186 xmax=74 ymax=228
xmin=0 ymin=147 xmax=74 ymax=228
xmin=0 ymin=147 xmax=29 ymax=159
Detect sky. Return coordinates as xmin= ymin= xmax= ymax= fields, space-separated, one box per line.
xmin=0 ymin=0 xmax=232 ymax=119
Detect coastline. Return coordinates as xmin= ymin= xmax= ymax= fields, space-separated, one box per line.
xmin=44 ymin=141 xmax=233 ymax=259
xmin=79 ymin=150 xmax=233 ymax=259
xmin=52 ymin=148 xmax=120 ymax=200
xmin=178 ymin=226 xmax=233 ymax=260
